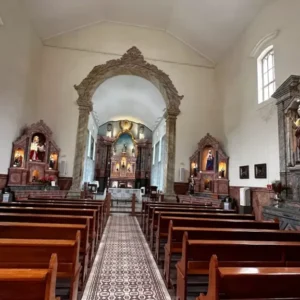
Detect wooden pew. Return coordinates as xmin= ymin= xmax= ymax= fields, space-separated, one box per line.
xmin=0 ymin=232 xmax=81 ymax=300
xmin=197 ymin=255 xmax=300 ymax=300
xmin=3 ymin=201 xmax=104 ymax=241
xmin=145 ymin=205 xmax=235 ymax=238
xmin=0 ymin=213 xmax=96 ymax=263
xmin=0 ymin=206 xmax=98 ymax=253
xmin=141 ymin=202 xmax=218 ymax=232
xmin=164 ymin=222 xmax=300 ymax=288
xmin=176 ymin=233 xmax=300 ymax=300
xmin=0 ymin=253 xmax=59 ymax=300
xmin=0 ymin=222 xmax=90 ymax=285
xmin=27 ymin=194 xmax=111 ymax=225
xmin=25 ymin=197 xmax=110 ymax=228
xmin=155 ymin=215 xmax=278 ymax=262
xmin=149 ymin=211 xmax=254 ymax=250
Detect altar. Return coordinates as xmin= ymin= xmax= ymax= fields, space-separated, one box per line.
xmin=108 ymin=188 xmax=142 ymax=202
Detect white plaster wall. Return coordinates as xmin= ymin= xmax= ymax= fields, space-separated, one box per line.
xmin=37 ymin=22 xmax=221 ymax=179
xmin=0 ymin=0 xmax=42 ymax=174
xmin=216 ymin=0 xmax=300 ymax=187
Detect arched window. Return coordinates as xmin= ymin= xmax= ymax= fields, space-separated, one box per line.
xmin=257 ymin=45 xmax=275 ymax=103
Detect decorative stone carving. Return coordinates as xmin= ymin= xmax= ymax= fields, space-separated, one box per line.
xmin=71 ymin=47 xmax=183 ymax=192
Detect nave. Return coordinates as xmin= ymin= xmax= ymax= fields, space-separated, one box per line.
xmin=82 ymin=215 xmax=171 ymax=300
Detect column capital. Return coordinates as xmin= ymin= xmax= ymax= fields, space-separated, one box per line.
xmin=164 ymin=107 xmax=180 ymax=119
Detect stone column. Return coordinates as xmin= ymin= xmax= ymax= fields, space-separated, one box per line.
xmin=163 ymin=110 xmax=178 ymax=200
xmin=71 ymin=99 xmax=92 ymax=191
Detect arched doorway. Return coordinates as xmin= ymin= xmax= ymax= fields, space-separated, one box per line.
xmin=71 ymin=47 xmax=183 ymax=197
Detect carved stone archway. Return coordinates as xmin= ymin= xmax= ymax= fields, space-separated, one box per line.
xmin=71 ymin=46 xmax=183 ymax=196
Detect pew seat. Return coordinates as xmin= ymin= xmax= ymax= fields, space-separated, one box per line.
xmin=197 ymin=255 xmax=300 ymax=300
xmin=0 ymin=233 xmax=81 ymax=300
xmin=164 ymin=222 xmax=300 ymax=288
xmin=176 ymin=233 xmax=300 ymax=300
xmin=0 ymin=253 xmax=59 ymax=300
xmin=0 ymin=222 xmax=90 ymax=285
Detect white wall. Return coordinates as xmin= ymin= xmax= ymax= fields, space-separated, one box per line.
xmin=37 ymin=22 xmax=221 ymax=179
xmin=216 ymin=0 xmax=300 ymax=187
xmin=0 ymin=0 xmax=42 ymax=174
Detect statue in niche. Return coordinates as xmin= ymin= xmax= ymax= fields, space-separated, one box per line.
xmin=30 ymin=135 xmax=45 ymax=161
xmin=49 ymin=154 xmax=56 ymax=169
xmin=122 ymin=144 xmax=127 ymax=153
xmin=205 ymin=149 xmax=214 ymax=171
xmin=291 ymin=104 xmax=300 ymax=164
xmin=132 ymin=148 xmax=135 ymax=157
xmin=13 ymin=150 xmax=23 ymax=167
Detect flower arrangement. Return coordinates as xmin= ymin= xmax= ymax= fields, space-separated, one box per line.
xmin=39 ymin=176 xmax=55 ymax=185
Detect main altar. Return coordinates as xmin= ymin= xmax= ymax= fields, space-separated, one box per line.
xmin=95 ymin=120 xmax=152 ymax=191
xmin=189 ymin=133 xmax=229 ymax=195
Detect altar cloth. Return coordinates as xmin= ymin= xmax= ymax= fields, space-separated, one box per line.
xmin=108 ymin=188 xmax=142 ymax=202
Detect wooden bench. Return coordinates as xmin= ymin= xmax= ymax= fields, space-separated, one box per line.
xmin=0 ymin=206 xmax=98 ymax=253
xmin=0 ymin=222 xmax=90 ymax=285
xmin=0 ymin=232 xmax=81 ymax=300
xmin=150 ymin=211 xmax=254 ymax=250
xmin=197 ymin=255 xmax=300 ymax=300
xmin=0 ymin=213 xmax=96 ymax=263
xmin=164 ymin=222 xmax=300 ymax=288
xmin=155 ymin=215 xmax=279 ymax=263
xmin=27 ymin=195 xmax=111 ymax=225
xmin=21 ymin=197 xmax=108 ymax=229
xmin=145 ymin=205 xmax=235 ymax=238
xmin=176 ymin=234 xmax=300 ymax=300
xmin=5 ymin=200 xmax=104 ymax=241
xmin=141 ymin=202 xmax=217 ymax=232
xmin=0 ymin=253 xmax=59 ymax=300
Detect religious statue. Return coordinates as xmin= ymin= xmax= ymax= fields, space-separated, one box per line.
xmin=29 ymin=136 xmax=45 ymax=161
xmin=49 ymin=154 xmax=56 ymax=169
xmin=132 ymin=147 xmax=135 ymax=157
xmin=293 ymin=105 xmax=300 ymax=160
xmin=189 ymin=175 xmax=195 ymax=194
xmin=122 ymin=144 xmax=127 ymax=153
xmin=13 ymin=151 xmax=23 ymax=167
xmin=205 ymin=149 xmax=214 ymax=171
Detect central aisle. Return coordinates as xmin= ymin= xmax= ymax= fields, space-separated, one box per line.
xmin=82 ymin=215 xmax=172 ymax=300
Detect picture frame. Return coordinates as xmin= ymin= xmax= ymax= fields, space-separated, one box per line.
xmin=239 ymin=165 xmax=249 ymax=179
xmin=254 ymin=163 xmax=267 ymax=179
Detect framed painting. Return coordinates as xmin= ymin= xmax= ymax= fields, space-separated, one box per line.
xmin=239 ymin=165 xmax=249 ymax=179
xmin=254 ymin=163 xmax=267 ymax=179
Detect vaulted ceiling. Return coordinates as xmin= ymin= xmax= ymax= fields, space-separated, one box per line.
xmin=22 ymin=0 xmax=271 ymax=62
xmin=92 ymin=75 xmax=166 ymax=129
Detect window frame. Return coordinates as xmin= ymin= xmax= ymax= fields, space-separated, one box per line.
xmin=257 ymin=45 xmax=275 ymax=104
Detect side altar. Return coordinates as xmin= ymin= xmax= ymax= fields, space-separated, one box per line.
xmin=263 ymin=75 xmax=300 ymax=229
xmin=7 ymin=120 xmax=60 ymax=186
xmin=189 ymin=133 xmax=229 ymax=195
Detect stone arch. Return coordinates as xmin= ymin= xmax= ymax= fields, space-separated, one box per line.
xmin=71 ymin=46 xmax=184 ymax=196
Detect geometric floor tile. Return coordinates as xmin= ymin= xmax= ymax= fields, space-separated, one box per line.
xmin=81 ymin=216 xmax=172 ymax=300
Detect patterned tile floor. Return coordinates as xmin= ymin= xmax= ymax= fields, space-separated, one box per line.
xmin=82 ymin=215 xmax=172 ymax=300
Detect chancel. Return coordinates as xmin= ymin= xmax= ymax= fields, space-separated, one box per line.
xmin=1 ymin=1 xmax=300 ymax=300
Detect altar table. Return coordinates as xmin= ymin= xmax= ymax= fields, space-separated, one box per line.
xmin=108 ymin=188 xmax=142 ymax=202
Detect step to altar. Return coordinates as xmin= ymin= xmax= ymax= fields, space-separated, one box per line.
xmin=12 ymin=189 xmax=68 ymax=200
xmin=9 ymin=185 xmax=59 ymax=191
xmin=194 ymin=192 xmax=227 ymax=200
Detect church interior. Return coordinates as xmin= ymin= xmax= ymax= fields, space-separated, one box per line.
xmin=1 ymin=0 xmax=300 ymax=299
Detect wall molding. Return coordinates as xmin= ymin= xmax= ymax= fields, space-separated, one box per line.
xmin=250 ymin=30 xmax=280 ymax=58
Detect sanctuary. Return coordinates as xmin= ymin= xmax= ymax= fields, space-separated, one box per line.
xmin=95 ymin=120 xmax=152 ymax=192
